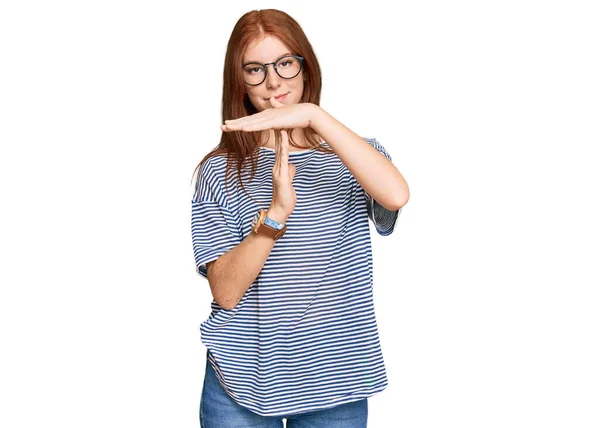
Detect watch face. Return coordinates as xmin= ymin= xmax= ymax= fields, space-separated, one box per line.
xmin=251 ymin=210 xmax=261 ymax=228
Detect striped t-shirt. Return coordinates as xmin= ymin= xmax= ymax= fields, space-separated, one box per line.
xmin=190 ymin=137 xmax=401 ymax=417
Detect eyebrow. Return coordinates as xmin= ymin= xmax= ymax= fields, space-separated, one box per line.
xmin=242 ymin=52 xmax=293 ymax=66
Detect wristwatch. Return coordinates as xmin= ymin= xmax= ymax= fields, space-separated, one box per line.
xmin=251 ymin=209 xmax=287 ymax=240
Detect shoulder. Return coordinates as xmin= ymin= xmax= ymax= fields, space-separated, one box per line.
xmin=191 ymin=154 xmax=230 ymax=204
xmin=194 ymin=154 xmax=228 ymax=183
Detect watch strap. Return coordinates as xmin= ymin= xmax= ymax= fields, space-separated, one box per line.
xmin=252 ymin=209 xmax=287 ymax=240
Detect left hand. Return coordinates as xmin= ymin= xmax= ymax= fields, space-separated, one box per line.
xmin=221 ymin=97 xmax=316 ymax=132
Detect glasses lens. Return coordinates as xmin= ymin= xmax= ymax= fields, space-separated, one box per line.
xmin=242 ymin=56 xmax=302 ymax=85
xmin=275 ymin=56 xmax=301 ymax=79
xmin=243 ymin=63 xmax=265 ymax=85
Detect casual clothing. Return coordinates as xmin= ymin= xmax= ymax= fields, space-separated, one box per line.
xmin=191 ymin=137 xmax=401 ymax=417
xmin=200 ymin=350 xmax=368 ymax=427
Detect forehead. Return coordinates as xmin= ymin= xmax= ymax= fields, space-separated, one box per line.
xmin=243 ymin=35 xmax=293 ymax=63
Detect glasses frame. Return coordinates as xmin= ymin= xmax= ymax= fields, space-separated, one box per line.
xmin=242 ymin=55 xmax=305 ymax=86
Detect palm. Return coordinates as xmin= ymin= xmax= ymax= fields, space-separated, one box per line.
xmin=222 ymin=97 xmax=314 ymax=132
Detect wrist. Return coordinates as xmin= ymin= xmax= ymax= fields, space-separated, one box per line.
xmin=266 ymin=207 xmax=288 ymax=224
xmin=308 ymin=103 xmax=321 ymax=129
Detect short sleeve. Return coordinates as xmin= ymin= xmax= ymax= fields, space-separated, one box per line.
xmin=362 ymin=137 xmax=401 ymax=236
xmin=190 ymin=160 xmax=241 ymax=280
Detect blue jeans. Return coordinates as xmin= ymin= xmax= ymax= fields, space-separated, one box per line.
xmin=200 ymin=352 xmax=368 ymax=428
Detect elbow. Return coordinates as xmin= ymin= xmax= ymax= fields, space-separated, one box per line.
xmin=399 ymin=183 xmax=410 ymax=207
xmin=206 ymin=255 xmax=256 ymax=311
xmin=397 ymin=189 xmax=409 ymax=209
xmin=207 ymin=263 xmax=236 ymax=310
xmin=210 ymin=284 xmax=239 ymax=310
xmin=209 ymin=278 xmax=239 ymax=310
xmin=217 ymin=289 xmax=242 ymax=311
xmin=389 ymin=187 xmax=409 ymax=211
xmin=389 ymin=176 xmax=410 ymax=210
xmin=208 ymin=278 xmax=243 ymax=311
xmin=218 ymin=299 xmax=237 ymax=311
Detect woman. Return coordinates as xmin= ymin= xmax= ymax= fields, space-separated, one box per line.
xmin=191 ymin=9 xmax=409 ymax=428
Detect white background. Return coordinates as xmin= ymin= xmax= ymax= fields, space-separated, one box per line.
xmin=1 ymin=1 xmax=599 ymax=427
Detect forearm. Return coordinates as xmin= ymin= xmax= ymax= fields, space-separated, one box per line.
xmin=309 ymin=105 xmax=409 ymax=210
xmin=208 ymin=209 xmax=287 ymax=310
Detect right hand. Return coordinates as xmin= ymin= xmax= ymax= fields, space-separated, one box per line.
xmin=268 ymin=129 xmax=296 ymax=222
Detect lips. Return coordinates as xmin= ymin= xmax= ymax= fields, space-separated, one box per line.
xmin=266 ymin=93 xmax=289 ymax=101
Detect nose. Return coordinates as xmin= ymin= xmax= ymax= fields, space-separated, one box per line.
xmin=265 ymin=63 xmax=281 ymax=87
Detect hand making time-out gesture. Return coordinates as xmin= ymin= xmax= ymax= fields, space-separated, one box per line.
xmin=222 ymin=96 xmax=303 ymax=222
xmin=221 ymin=96 xmax=315 ymax=133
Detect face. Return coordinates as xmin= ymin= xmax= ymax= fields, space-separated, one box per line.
xmin=242 ymin=35 xmax=305 ymax=112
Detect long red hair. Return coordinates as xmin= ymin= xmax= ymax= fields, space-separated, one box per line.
xmin=191 ymin=9 xmax=334 ymax=201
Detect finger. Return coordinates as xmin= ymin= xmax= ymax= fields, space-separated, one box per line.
xmin=222 ymin=122 xmax=249 ymax=132
xmin=225 ymin=110 xmax=267 ymax=123
xmin=280 ymin=130 xmax=289 ymax=178
xmin=222 ymin=121 xmax=239 ymax=131
xmin=230 ymin=117 xmax=271 ymax=132
xmin=221 ymin=123 xmax=241 ymax=132
xmin=273 ymin=133 xmax=281 ymax=174
xmin=223 ymin=115 xmax=254 ymax=128
xmin=269 ymin=96 xmax=285 ymax=108
xmin=241 ymin=121 xmax=272 ymax=132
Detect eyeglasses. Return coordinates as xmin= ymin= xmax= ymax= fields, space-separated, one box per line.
xmin=242 ymin=55 xmax=304 ymax=86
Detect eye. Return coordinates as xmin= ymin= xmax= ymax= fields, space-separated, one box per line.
xmin=278 ymin=58 xmax=296 ymax=68
xmin=244 ymin=64 xmax=264 ymax=75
